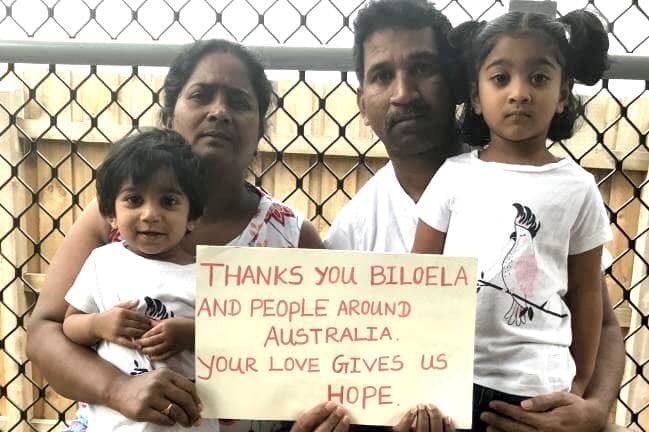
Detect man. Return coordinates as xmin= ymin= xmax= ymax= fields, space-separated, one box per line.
xmin=326 ymin=0 xmax=625 ymax=431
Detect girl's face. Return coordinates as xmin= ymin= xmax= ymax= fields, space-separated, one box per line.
xmin=109 ymin=168 xmax=195 ymax=261
xmin=168 ymin=52 xmax=261 ymax=174
xmin=472 ymin=33 xmax=568 ymax=148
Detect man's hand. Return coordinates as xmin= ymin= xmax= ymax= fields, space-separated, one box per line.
xmin=393 ymin=404 xmax=455 ymax=432
xmin=107 ymin=367 xmax=203 ymax=427
xmin=92 ymin=299 xmax=151 ymax=349
xmin=139 ymin=317 xmax=194 ymax=361
xmin=481 ymin=391 xmax=607 ymax=432
xmin=290 ymin=402 xmax=350 ymax=432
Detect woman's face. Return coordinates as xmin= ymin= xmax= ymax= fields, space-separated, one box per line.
xmin=169 ymin=52 xmax=261 ymax=173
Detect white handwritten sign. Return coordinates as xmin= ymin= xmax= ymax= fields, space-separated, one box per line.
xmin=195 ymin=246 xmax=477 ymax=428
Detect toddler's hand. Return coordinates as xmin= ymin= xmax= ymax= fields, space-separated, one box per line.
xmin=139 ymin=317 xmax=194 ymax=361
xmin=93 ymin=299 xmax=151 ymax=349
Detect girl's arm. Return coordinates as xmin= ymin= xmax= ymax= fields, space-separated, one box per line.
xmin=566 ymin=245 xmax=603 ymax=396
xmin=412 ymin=220 xmax=446 ymax=254
xmin=139 ymin=317 xmax=195 ymax=361
xmin=63 ymin=306 xmax=104 ymax=347
xmin=63 ymin=300 xmax=149 ymax=350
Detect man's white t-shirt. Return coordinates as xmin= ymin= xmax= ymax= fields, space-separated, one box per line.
xmin=65 ymin=242 xmax=220 ymax=432
xmin=325 ymin=161 xmax=418 ymax=252
xmin=416 ymin=151 xmax=612 ymax=396
xmin=325 ymin=156 xmax=613 ymax=265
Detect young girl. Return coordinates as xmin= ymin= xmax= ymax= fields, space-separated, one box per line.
xmin=411 ymin=10 xmax=612 ymax=430
xmin=62 ymin=128 xmax=219 ymax=431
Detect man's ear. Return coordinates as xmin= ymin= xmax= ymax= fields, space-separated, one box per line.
xmin=357 ymin=86 xmax=370 ymax=126
xmin=556 ymin=82 xmax=570 ymax=114
xmin=470 ymin=83 xmax=482 ymax=114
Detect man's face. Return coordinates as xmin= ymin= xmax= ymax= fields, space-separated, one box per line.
xmin=357 ymin=28 xmax=453 ymax=158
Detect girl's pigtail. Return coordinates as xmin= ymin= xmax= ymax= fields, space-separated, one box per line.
xmin=448 ymin=20 xmax=486 ymax=103
xmin=559 ymin=10 xmax=609 ymax=85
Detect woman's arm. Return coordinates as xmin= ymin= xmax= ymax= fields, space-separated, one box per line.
xmin=567 ymin=245 xmax=604 ymax=396
xmin=27 ymin=199 xmax=117 ymax=402
xmin=299 ymin=220 xmax=325 ymax=249
xmin=411 ymin=220 xmax=445 ymax=254
xmin=26 ymin=200 xmax=202 ymax=426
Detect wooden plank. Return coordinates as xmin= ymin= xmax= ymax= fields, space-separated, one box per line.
xmin=7 ymin=67 xmax=648 ymax=171
xmin=0 ymin=416 xmax=68 ymax=432
xmin=6 ymin=66 xmax=648 ymax=162
xmin=0 ymin=83 xmax=31 ymax=431
xmin=17 ymin=117 xmax=649 ymax=171
xmin=22 ymin=273 xmax=45 ymax=294
xmin=315 ymin=157 xmax=356 ymax=234
xmin=615 ymin=168 xmax=649 ymax=429
xmin=277 ymin=154 xmax=313 ymax=230
xmin=607 ymin=172 xmax=644 ymax=307
xmin=614 ymin=307 xmax=632 ymax=329
xmin=0 ymin=85 xmax=32 ymax=432
xmin=4 ymin=65 xmax=647 ymax=428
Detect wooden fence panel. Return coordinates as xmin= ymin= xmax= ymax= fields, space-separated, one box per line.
xmin=0 ymin=68 xmax=646 ymax=430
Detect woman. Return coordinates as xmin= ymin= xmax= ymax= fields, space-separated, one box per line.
xmin=26 ymin=39 xmax=450 ymax=432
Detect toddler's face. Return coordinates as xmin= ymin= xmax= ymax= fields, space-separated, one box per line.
xmin=110 ymin=168 xmax=193 ymax=261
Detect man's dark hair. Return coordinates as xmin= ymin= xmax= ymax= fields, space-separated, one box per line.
xmin=353 ymin=0 xmax=455 ymax=87
xmin=96 ymin=128 xmax=207 ymax=221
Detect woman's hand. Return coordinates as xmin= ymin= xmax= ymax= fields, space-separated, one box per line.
xmin=108 ymin=367 xmax=203 ymax=427
xmin=92 ymin=299 xmax=151 ymax=349
xmin=393 ymin=404 xmax=455 ymax=432
xmin=139 ymin=317 xmax=194 ymax=361
xmin=290 ymin=402 xmax=351 ymax=432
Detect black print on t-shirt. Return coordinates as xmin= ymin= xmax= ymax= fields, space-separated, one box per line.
xmin=144 ymin=296 xmax=175 ymax=320
xmin=129 ymin=359 xmax=149 ymax=376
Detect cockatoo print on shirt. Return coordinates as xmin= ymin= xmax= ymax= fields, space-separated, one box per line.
xmin=501 ymin=203 xmax=541 ymax=326
xmin=477 ymin=203 xmax=567 ymax=324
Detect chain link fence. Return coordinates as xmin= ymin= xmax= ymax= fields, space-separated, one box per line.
xmin=0 ymin=0 xmax=647 ymax=430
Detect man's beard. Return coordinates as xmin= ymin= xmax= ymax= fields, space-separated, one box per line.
xmin=383 ymin=100 xmax=449 ymax=158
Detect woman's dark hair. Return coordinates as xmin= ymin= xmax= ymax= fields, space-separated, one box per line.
xmin=160 ymin=39 xmax=272 ymax=139
xmin=450 ymin=10 xmax=609 ymax=146
xmin=353 ymin=0 xmax=456 ymax=92
xmin=96 ymin=128 xmax=207 ymax=221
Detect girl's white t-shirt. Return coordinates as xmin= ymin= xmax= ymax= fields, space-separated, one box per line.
xmin=417 ymin=150 xmax=612 ymax=396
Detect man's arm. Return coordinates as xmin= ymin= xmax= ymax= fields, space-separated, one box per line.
xmin=567 ymin=246 xmax=604 ymax=396
xmin=482 ymin=276 xmax=625 ymax=432
xmin=583 ymin=275 xmax=625 ymax=409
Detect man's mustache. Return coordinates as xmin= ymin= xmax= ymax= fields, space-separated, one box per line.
xmin=385 ymin=101 xmax=433 ymax=130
